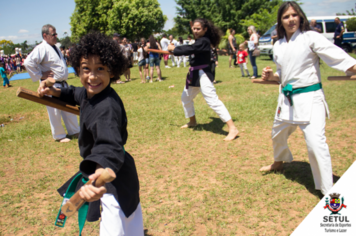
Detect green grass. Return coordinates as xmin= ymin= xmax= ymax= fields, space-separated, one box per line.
xmin=0 ymin=55 xmax=355 ymax=235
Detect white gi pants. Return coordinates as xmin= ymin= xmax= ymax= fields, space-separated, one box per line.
xmin=100 ymin=194 xmax=144 ymax=236
xmin=171 ymin=55 xmax=176 ymax=66
xmin=181 ymin=70 xmax=232 ymax=122
xmin=46 ymin=82 xmax=80 ymax=140
xmin=133 ymin=52 xmax=138 ymax=62
xmin=271 ymin=95 xmax=332 ymax=195
xmin=176 ymin=56 xmax=187 ymax=67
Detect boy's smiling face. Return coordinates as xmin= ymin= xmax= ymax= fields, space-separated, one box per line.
xmin=79 ymin=55 xmax=113 ymax=99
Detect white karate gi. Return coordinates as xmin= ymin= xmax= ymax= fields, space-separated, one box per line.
xmin=100 ymin=194 xmax=144 ymax=236
xmin=170 ymin=39 xmax=178 ymax=66
xmin=176 ymin=42 xmax=188 ymax=67
xmin=160 ymin=38 xmax=170 ymax=51
xmin=24 ymin=40 xmax=80 ymax=140
xmin=272 ymin=29 xmax=356 ymax=195
xmin=181 ymin=70 xmax=232 ymax=122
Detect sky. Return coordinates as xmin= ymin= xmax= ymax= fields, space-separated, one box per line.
xmin=0 ymin=0 xmax=354 ymax=45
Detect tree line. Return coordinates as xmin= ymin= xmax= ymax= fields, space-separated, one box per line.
xmin=3 ymin=0 xmax=356 ymax=55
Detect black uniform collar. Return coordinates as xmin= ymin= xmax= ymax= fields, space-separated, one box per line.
xmin=85 ymin=84 xmax=112 ymax=103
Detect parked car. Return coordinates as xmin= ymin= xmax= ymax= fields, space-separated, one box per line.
xmin=258 ymin=16 xmax=356 ymax=59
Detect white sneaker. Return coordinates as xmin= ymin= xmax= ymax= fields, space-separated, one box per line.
xmin=165 ymin=66 xmax=171 ymax=68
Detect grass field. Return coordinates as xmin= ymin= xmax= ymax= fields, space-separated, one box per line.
xmin=0 ymin=55 xmax=355 ymax=236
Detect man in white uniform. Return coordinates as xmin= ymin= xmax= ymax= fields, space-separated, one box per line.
xmin=24 ymin=24 xmax=80 ymax=142
xmin=160 ymin=34 xmax=171 ymax=68
xmin=169 ymin=35 xmax=178 ymax=66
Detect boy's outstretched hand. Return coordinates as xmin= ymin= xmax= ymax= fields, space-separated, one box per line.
xmin=79 ymin=168 xmax=107 ymax=202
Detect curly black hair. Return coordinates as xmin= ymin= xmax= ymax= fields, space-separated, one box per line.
xmin=69 ymin=32 xmax=129 ymax=83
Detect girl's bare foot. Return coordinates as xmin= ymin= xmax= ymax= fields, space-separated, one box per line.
xmin=180 ymin=122 xmax=197 ymax=129
xmin=223 ymin=119 xmax=239 ymax=141
xmin=259 ymin=161 xmax=283 ymax=172
xmin=223 ymin=127 xmax=239 ymax=141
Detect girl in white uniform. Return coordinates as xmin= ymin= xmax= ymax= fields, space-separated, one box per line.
xmin=259 ymin=1 xmax=356 ymax=195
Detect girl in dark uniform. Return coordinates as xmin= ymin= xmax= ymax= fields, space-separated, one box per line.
xmin=168 ymin=18 xmax=239 ymax=141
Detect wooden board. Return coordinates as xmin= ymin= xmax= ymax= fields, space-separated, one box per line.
xmin=327 ymin=75 xmax=356 ymax=81
xmin=146 ymin=49 xmax=172 ymax=54
xmin=16 ymin=87 xmax=80 ymax=116
xmin=251 ymin=79 xmax=279 ymax=85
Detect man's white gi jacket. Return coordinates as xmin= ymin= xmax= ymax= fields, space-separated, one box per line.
xmin=24 ymin=40 xmax=68 ymax=82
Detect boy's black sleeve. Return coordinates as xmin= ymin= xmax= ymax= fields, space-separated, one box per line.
xmin=59 ymin=85 xmax=83 ymax=106
xmin=173 ymin=38 xmax=210 ymax=56
xmin=79 ymin=104 xmax=125 ymax=176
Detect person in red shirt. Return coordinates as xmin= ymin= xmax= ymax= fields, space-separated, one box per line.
xmin=236 ymin=44 xmax=250 ymax=77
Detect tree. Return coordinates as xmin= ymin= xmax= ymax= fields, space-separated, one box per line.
xmin=0 ymin=40 xmax=14 ymax=49
xmin=337 ymin=4 xmax=356 ymax=16
xmin=240 ymin=3 xmax=281 ymax=35
xmin=58 ymin=36 xmax=73 ymax=48
xmin=346 ymin=17 xmax=356 ymax=31
xmin=219 ymin=29 xmax=244 ymax=49
xmin=174 ymin=0 xmax=281 ymax=35
xmin=20 ymin=41 xmax=29 ymax=53
xmin=70 ymin=0 xmax=167 ymax=42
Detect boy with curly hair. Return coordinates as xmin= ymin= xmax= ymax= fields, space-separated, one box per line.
xmin=38 ymin=32 xmax=143 ymax=235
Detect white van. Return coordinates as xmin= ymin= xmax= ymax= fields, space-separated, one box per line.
xmin=258 ymin=16 xmax=355 ymax=58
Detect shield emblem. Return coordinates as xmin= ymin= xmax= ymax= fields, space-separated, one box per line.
xmin=330 ymin=197 xmax=340 ymax=210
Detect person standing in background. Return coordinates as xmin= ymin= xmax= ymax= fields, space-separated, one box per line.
xmin=122 ymin=37 xmax=133 ymax=82
xmin=24 ymin=24 xmax=80 ymax=143
xmin=310 ymin=19 xmax=322 ymax=33
xmin=137 ymin=43 xmax=147 ymax=83
xmin=176 ymin=37 xmax=187 ymax=67
xmin=236 ymin=44 xmax=250 ymax=78
xmin=271 ymin=27 xmax=278 ymax=44
xmin=211 ymin=46 xmax=218 ymax=83
xmin=228 ymin=29 xmax=237 ymax=68
xmin=246 ymin=25 xmax=259 ymax=79
xmin=186 ymin=35 xmax=195 ymax=65
xmin=187 ymin=35 xmax=195 ymax=45
xmin=0 ymin=61 xmax=11 ymax=88
xmin=169 ymin=35 xmax=177 ymax=66
xmin=132 ymin=39 xmax=139 ymax=65
xmin=141 ymin=37 xmax=150 ymax=81
xmin=113 ymin=33 xmax=125 ymax=84
xmin=160 ymin=34 xmax=171 ymax=68
xmin=145 ymin=35 xmax=162 ymax=83
xmin=334 ymin=17 xmax=344 ymax=48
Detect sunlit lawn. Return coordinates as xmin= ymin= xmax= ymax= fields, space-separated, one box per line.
xmin=0 ymin=54 xmax=355 ymax=235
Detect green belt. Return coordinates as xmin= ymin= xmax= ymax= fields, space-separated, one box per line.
xmin=282 ymin=83 xmax=322 ymax=106
xmin=55 ymin=146 xmax=125 ymax=235
xmin=55 ymin=173 xmax=89 ymax=236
